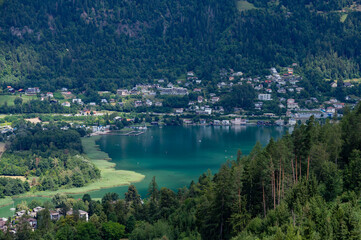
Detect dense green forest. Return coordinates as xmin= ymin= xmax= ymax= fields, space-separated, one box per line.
xmin=1 ymin=0 xmax=361 ymax=91
xmin=0 ymin=121 xmax=100 ymax=193
xmin=0 ymin=177 xmax=29 ymax=198
xmin=3 ymin=104 xmax=361 ymax=239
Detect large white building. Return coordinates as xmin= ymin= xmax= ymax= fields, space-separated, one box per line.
xmin=258 ymin=94 xmax=272 ymax=101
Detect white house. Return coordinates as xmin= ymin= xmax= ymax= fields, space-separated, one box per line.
xmin=287 ymin=99 xmax=299 ymax=109
xmin=288 ymin=119 xmax=297 ymax=126
xmin=117 ymin=89 xmax=129 ymax=96
xmin=204 ymin=108 xmax=212 ymax=115
xmin=175 ymin=108 xmax=184 ymax=114
xmin=134 ymin=101 xmax=143 ymax=107
xmin=231 ymin=118 xmax=246 ymax=125
xmin=211 ymin=97 xmax=220 ymax=103
xmin=61 ymin=102 xmax=71 ymax=107
xmin=258 ymin=94 xmax=272 ymax=101
xmin=222 ymin=120 xmax=231 ymax=125
xmin=72 ymin=99 xmax=82 ymax=104
xmin=145 ymin=99 xmax=153 ymax=106
xmin=327 ymin=107 xmax=336 ymax=114
xmin=155 ymin=102 xmax=163 ymax=107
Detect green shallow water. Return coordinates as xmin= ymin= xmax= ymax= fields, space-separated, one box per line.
xmin=74 ymin=125 xmax=288 ymax=198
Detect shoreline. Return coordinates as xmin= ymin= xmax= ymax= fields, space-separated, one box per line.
xmin=0 ymin=135 xmax=145 ymax=210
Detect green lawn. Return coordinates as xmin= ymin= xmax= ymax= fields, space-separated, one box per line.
xmin=176 ymin=74 xmax=186 ymax=83
xmin=237 ymin=1 xmax=257 ymax=11
xmin=53 ymin=91 xmax=65 ymax=100
xmin=0 ymin=197 xmax=13 ymax=208
xmin=0 ymin=95 xmax=37 ymax=106
xmin=344 ymin=78 xmax=361 ymax=83
xmin=0 ymin=197 xmax=14 ymax=218
xmin=0 ymin=197 xmax=49 ymax=218
xmin=340 ymin=13 xmax=348 ymax=23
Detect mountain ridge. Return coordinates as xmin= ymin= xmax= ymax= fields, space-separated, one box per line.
xmin=0 ymin=0 xmax=361 ymax=92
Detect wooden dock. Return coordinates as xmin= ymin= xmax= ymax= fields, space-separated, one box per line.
xmin=121 ymin=131 xmax=144 ymax=136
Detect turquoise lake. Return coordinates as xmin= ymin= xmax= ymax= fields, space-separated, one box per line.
xmin=79 ymin=125 xmax=288 ymax=198
xmin=0 ymin=125 xmax=289 ymax=217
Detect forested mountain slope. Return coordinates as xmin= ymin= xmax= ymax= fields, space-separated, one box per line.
xmin=1 ymin=0 xmax=361 ymax=91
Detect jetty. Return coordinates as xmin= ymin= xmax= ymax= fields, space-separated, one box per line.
xmin=122 ymin=131 xmax=144 ymax=136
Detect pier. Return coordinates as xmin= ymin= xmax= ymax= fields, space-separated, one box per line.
xmin=122 ymin=131 xmax=145 ymax=136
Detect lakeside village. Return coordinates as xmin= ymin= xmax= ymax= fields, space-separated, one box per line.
xmin=1 ymin=65 xmax=360 ymax=134
xmin=0 ymin=67 xmax=359 ymax=234
xmin=0 ymin=206 xmax=89 ymax=233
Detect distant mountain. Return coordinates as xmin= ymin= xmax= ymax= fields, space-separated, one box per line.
xmin=1 ymin=0 xmax=361 ymax=91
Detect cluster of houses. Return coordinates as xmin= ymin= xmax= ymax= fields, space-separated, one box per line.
xmin=251 ymin=67 xmax=354 ymax=120
xmin=286 ymin=97 xmax=347 ymax=122
xmin=2 ymin=66 xmax=359 ymax=124
xmin=182 ymin=118 xmax=248 ymax=126
xmin=0 ymin=126 xmax=13 ymax=134
xmin=5 ymin=86 xmax=41 ymax=96
xmin=0 ymin=207 xmax=89 ymax=233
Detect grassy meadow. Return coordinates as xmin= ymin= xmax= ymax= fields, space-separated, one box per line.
xmin=237 ymin=1 xmax=257 ymax=11
xmin=0 ymin=95 xmax=37 ymax=106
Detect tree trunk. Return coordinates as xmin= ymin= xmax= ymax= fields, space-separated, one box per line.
xmin=307 ymin=156 xmax=310 ymax=180
xmin=278 ymin=161 xmax=281 ymax=205
xmin=273 ymin=170 xmax=276 ymax=210
xmin=262 ymin=181 xmax=266 ymax=217
xmin=282 ymin=167 xmax=285 ymax=198
xmin=291 ymin=157 xmax=295 ymax=184
xmin=295 ymin=156 xmax=298 ymax=183
xmin=299 ymin=158 xmax=301 ymax=181
xmin=219 ymin=196 xmax=224 ymax=240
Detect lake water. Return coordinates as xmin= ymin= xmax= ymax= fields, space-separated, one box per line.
xmin=79 ymin=125 xmax=288 ymax=198
xmin=0 ymin=125 xmax=288 ymax=217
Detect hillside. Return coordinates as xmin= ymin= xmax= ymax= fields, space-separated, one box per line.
xmin=0 ymin=0 xmax=361 ymax=92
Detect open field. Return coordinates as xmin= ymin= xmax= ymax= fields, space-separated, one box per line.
xmin=0 ymin=197 xmax=14 ymax=208
xmin=237 ymin=1 xmax=257 ymax=11
xmin=340 ymin=13 xmax=348 ymax=22
xmin=0 ymin=176 xmax=26 ymax=181
xmin=176 ymin=74 xmax=186 ymax=83
xmin=327 ymin=78 xmax=361 ymax=83
xmin=0 ymin=197 xmax=49 ymax=218
xmin=25 ymin=118 xmax=42 ymax=124
xmin=0 ymin=95 xmax=37 ymax=106
xmin=344 ymin=78 xmax=361 ymax=83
